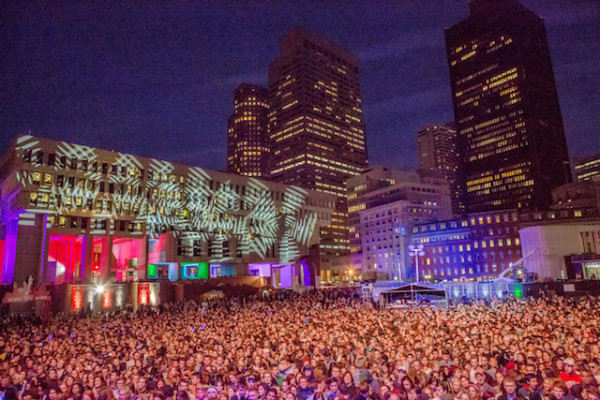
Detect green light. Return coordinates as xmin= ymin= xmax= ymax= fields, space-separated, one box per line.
xmin=148 ymin=264 xmax=158 ymax=279
xmin=199 ymin=263 xmax=209 ymax=279
xmin=181 ymin=263 xmax=209 ymax=279
xmin=514 ymin=283 xmax=523 ymax=298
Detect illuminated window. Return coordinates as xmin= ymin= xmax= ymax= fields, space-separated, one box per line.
xmin=32 ymin=172 xmax=41 ymax=183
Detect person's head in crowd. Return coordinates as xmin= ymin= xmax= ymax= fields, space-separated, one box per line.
xmin=402 ymin=377 xmax=414 ymax=392
xmin=467 ymin=384 xmax=480 ymax=400
xmin=237 ymin=385 xmax=246 ymax=399
xmin=298 ymin=377 xmax=308 ymax=390
xmin=48 ymin=387 xmax=61 ymax=400
xmin=564 ymin=358 xmax=577 ymax=375
xmin=358 ymin=381 xmax=370 ymax=396
xmin=551 ymin=381 xmax=569 ymax=400
xmin=330 ymin=365 xmax=341 ymax=380
xmin=502 ymin=378 xmax=518 ymax=395
xmin=258 ymin=383 xmax=269 ymax=398
xmin=457 ymin=391 xmax=470 ymax=400
xmin=474 ymin=371 xmax=486 ymax=385
xmin=247 ymin=376 xmax=257 ymax=389
xmin=581 ymin=370 xmax=596 ymax=386
xmin=582 ymin=386 xmax=599 ymax=400
xmin=589 ymin=360 xmax=600 ymax=376
xmin=451 ymin=378 xmax=462 ymax=395
xmin=207 ymin=387 xmax=220 ymax=400
xmin=266 ymin=388 xmax=278 ymax=400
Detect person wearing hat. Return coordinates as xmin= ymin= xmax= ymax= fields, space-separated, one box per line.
xmin=303 ymin=364 xmax=315 ymax=383
xmin=475 ymin=370 xmax=493 ymax=396
xmin=559 ymin=358 xmax=582 ymax=391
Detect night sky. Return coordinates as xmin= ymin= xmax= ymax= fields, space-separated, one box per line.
xmin=1 ymin=1 xmax=599 ymax=172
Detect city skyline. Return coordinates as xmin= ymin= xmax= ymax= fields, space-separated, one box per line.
xmin=2 ymin=1 xmax=599 ymax=173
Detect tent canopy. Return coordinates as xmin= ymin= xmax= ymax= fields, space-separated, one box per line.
xmin=380 ymin=283 xmax=447 ymax=307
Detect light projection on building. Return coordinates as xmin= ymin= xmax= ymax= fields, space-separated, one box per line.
xmin=13 ymin=135 xmax=330 ymax=267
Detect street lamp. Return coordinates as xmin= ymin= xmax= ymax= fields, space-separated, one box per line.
xmin=408 ymin=244 xmax=425 ymax=282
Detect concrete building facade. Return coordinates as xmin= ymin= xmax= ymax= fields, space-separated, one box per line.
xmin=0 ymin=135 xmax=335 ymax=288
xmin=347 ymin=167 xmax=452 ymax=281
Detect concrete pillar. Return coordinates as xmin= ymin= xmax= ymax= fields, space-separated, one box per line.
xmin=236 ymin=262 xmax=249 ymax=276
xmin=273 ymin=268 xmax=280 ymax=288
xmin=67 ymin=239 xmax=74 ymax=284
xmin=143 ymin=235 xmax=150 ymax=279
xmin=132 ymin=281 xmax=139 ymax=312
xmin=100 ymin=235 xmax=113 ymax=282
xmin=1 ymin=218 xmax=19 ymax=284
xmin=39 ymin=214 xmax=50 ymax=284
xmin=292 ymin=264 xmax=299 ymax=288
xmin=81 ymin=234 xmax=94 ymax=283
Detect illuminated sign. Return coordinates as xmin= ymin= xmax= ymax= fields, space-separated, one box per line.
xmin=71 ymin=286 xmax=84 ymax=311
xmin=138 ymin=283 xmax=150 ymax=305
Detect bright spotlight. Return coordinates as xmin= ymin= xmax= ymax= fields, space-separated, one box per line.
xmin=95 ymin=285 xmax=105 ymax=294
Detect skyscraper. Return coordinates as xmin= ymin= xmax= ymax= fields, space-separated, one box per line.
xmin=417 ymin=124 xmax=464 ymax=215
xmin=445 ymin=0 xmax=571 ymax=213
xmin=268 ymin=28 xmax=368 ymax=282
xmin=227 ymin=83 xmax=270 ymax=178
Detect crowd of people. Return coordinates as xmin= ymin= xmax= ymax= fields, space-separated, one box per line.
xmin=1 ymin=290 xmax=600 ymax=400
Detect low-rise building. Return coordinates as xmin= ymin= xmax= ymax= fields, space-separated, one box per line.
xmin=410 ymin=187 xmax=600 ymax=282
xmin=411 ymin=210 xmax=522 ymax=282
xmin=0 ymin=135 xmax=335 ymax=288
xmin=347 ymin=167 xmax=452 ymax=280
